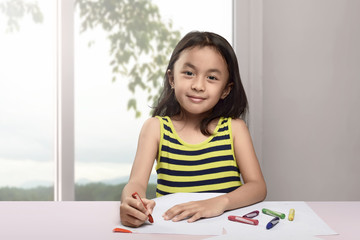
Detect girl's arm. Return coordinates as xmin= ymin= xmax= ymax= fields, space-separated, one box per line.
xmin=120 ymin=117 xmax=160 ymax=227
xmin=221 ymin=118 xmax=267 ymax=208
xmin=163 ymin=118 xmax=267 ymax=223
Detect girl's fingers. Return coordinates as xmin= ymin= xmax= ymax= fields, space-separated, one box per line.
xmin=142 ymin=198 xmax=156 ymax=214
xmin=120 ymin=197 xmax=151 ymax=227
xmin=123 ymin=201 xmax=149 ymax=221
xmin=121 ymin=214 xmax=145 ymax=228
xmin=162 ymin=199 xmax=224 ymax=223
xmin=187 ymin=212 xmax=203 ymax=223
xmin=172 ymin=209 xmax=193 ymax=222
xmin=163 ymin=204 xmax=184 ymax=220
xmin=163 ymin=202 xmax=198 ymax=221
xmin=129 ymin=197 xmax=148 ymax=214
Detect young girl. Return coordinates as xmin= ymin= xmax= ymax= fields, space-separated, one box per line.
xmin=120 ymin=31 xmax=266 ymax=227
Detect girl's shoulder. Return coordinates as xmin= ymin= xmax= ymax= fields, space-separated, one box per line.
xmin=230 ymin=118 xmax=249 ymax=136
xmin=140 ymin=117 xmax=161 ymax=138
xmin=230 ymin=117 xmax=246 ymax=126
xmin=143 ymin=116 xmax=161 ymax=128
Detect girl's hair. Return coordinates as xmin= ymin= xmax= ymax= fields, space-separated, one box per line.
xmin=152 ymin=31 xmax=248 ymax=135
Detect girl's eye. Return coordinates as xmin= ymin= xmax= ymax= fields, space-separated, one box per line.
xmin=208 ymin=76 xmax=218 ymax=81
xmin=184 ymin=71 xmax=194 ymax=76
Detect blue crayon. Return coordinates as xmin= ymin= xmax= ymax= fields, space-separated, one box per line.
xmin=266 ymin=217 xmax=280 ymax=230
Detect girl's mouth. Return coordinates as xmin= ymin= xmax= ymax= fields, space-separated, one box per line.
xmin=188 ymin=95 xmax=205 ymax=103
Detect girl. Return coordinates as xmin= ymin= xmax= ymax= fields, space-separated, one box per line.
xmin=120 ymin=31 xmax=266 ymax=227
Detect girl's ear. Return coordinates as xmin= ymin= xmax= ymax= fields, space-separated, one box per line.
xmin=221 ymin=82 xmax=233 ymax=99
xmin=167 ymin=69 xmax=174 ymax=88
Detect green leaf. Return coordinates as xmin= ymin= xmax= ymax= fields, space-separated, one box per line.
xmin=127 ymin=98 xmax=136 ymax=111
xmin=135 ymin=111 xmax=141 ymax=118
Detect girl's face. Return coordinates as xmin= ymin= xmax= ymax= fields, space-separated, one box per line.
xmin=169 ymin=46 xmax=231 ymax=117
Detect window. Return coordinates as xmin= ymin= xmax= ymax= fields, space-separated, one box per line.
xmin=0 ymin=0 xmax=56 ymax=200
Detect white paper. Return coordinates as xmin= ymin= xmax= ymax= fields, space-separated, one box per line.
xmin=117 ymin=193 xmax=337 ymax=237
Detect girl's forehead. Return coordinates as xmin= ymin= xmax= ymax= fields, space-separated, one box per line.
xmin=176 ymin=46 xmax=227 ymax=67
xmin=180 ymin=45 xmax=221 ymax=57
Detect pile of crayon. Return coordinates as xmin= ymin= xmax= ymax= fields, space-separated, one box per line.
xmin=228 ymin=208 xmax=295 ymax=229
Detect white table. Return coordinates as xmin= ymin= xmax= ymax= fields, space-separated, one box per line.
xmin=0 ymin=201 xmax=358 ymax=240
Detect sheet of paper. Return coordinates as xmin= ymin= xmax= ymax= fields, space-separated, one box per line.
xmin=117 ymin=193 xmax=337 ymax=237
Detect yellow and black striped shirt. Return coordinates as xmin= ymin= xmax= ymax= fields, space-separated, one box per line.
xmin=155 ymin=116 xmax=242 ymax=197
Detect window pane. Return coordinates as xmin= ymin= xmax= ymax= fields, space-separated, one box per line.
xmin=74 ymin=0 xmax=232 ymax=200
xmin=0 ymin=0 xmax=56 ymax=200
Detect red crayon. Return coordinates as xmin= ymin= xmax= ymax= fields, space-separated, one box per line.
xmin=132 ymin=192 xmax=154 ymax=223
xmin=113 ymin=228 xmax=133 ymax=233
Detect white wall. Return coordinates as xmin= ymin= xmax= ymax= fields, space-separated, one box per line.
xmin=235 ymin=0 xmax=360 ymax=200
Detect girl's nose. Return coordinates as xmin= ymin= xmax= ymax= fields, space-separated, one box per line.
xmin=191 ymin=77 xmax=205 ymax=92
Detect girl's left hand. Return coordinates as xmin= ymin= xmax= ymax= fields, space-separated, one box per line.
xmin=162 ymin=197 xmax=227 ymax=223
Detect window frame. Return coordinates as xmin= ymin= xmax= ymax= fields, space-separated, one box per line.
xmin=55 ymin=0 xmax=75 ymax=201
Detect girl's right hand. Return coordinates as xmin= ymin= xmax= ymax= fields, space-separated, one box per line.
xmin=120 ymin=196 xmax=156 ymax=227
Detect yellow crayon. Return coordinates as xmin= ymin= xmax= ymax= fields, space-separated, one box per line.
xmin=288 ymin=208 xmax=295 ymax=221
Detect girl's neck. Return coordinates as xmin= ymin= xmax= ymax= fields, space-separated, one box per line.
xmin=170 ymin=111 xmax=218 ymax=145
xmin=171 ymin=111 xmax=207 ymax=129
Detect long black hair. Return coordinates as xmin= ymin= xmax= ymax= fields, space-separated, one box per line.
xmin=152 ymin=31 xmax=248 ymax=135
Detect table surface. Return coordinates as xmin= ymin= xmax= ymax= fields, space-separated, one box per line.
xmin=0 ymin=201 xmax=359 ymax=240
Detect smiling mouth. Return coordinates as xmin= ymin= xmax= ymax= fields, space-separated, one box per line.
xmin=187 ymin=95 xmax=206 ymax=103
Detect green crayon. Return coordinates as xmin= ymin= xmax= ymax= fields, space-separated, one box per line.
xmin=262 ymin=208 xmax=286 ymax=219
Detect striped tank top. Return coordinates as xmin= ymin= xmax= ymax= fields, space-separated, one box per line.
xmin=155 ymin=116 xmax=242 ymax=197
